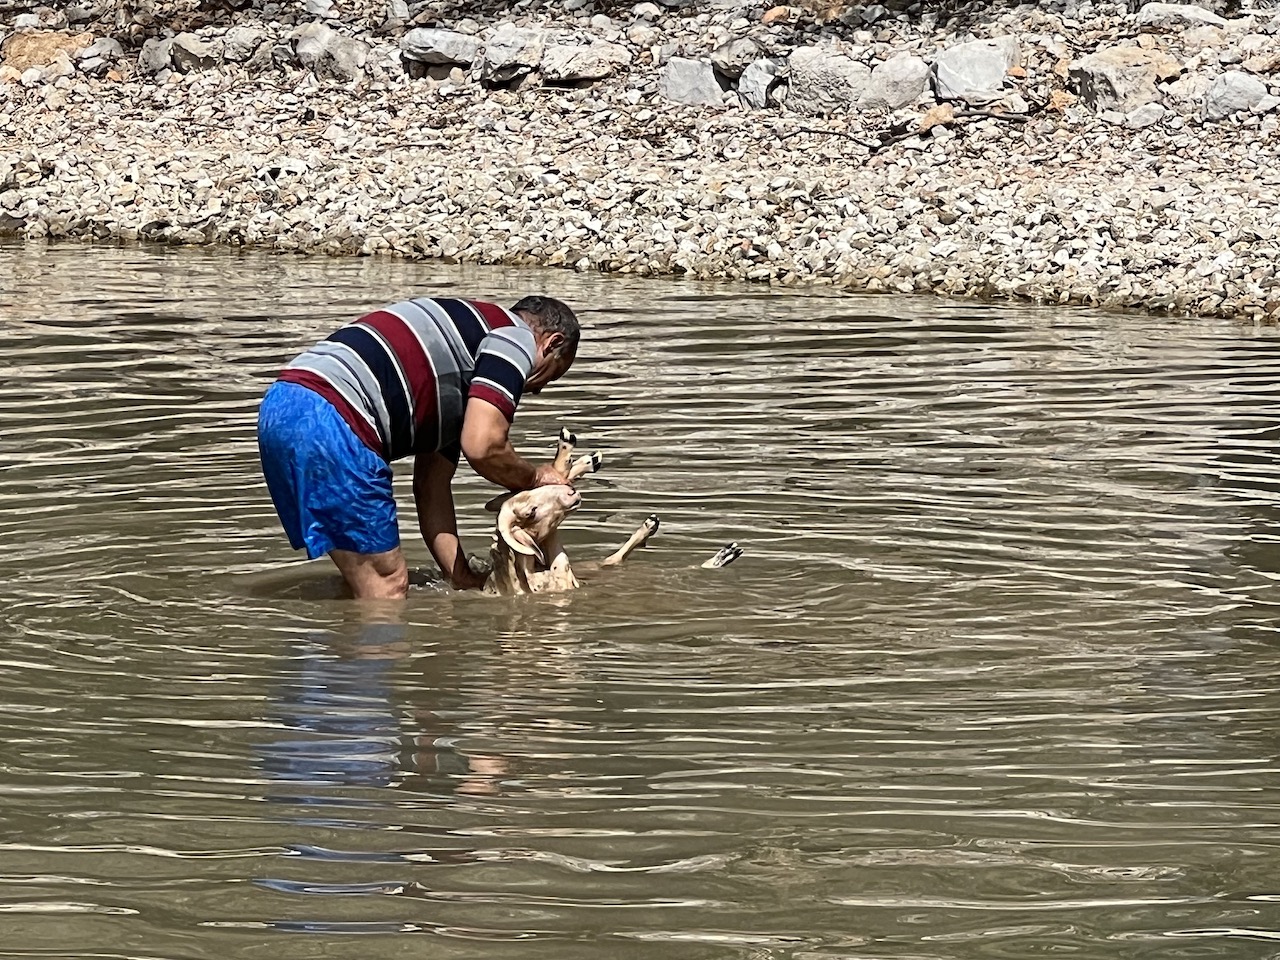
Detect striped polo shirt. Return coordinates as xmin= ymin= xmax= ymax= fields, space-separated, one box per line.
xmin=278 ymin=297 xmax=536 ymax=463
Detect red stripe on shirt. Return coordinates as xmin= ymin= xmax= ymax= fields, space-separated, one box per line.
xmin=468 ymin=383 xmax=517 ymax=422
xmin=277 ymin=368 xmax=384 ymax=456
xmin=470 ymin=299 xmax=518 ymax=332
xmin=356 ymin=309 xmax=439 ymax=447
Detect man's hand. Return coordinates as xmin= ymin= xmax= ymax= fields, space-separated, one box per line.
xmin=451 ymin=564 xmax=489 ymax=591
xmin=533 ymin=462 xmax=571 ymax=487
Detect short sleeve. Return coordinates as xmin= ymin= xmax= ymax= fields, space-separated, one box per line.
xmin=467 ymin=324 xmax=537 ymax=421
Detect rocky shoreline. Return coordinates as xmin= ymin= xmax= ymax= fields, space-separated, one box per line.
xmin=2 ymin=0 xmax=1279 ymax=319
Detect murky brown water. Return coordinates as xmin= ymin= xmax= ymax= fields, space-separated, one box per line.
xmin=4 ymin=241 xmax=1280 ymax=959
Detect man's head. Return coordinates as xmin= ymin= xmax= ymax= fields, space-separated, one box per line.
xmin=512 ymin=295 xmax=579 ymax=394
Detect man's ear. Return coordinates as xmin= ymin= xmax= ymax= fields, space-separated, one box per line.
xmin=544 ymin=331 xmax=566 ymax=356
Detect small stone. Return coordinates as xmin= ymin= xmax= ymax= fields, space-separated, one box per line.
xmin=1124 ymin=101 xmax=1166 ymax=127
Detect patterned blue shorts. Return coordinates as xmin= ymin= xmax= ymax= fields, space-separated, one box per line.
xmin=257 ymin=381 xmax=399 ymax=559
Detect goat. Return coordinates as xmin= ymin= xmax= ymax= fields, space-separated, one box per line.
xmin=474 ymin=429 xmax=741 ymax=596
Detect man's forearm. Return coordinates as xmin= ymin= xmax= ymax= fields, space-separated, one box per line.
xmin=461 ymin=397 xmax=539 ymax=491
xmin=426 ymin=529 xmax=471 ymax=585
xmin=467 ymin=443 xmax=538 ymax=491
xmin=414 ymin=452 xmax=480 ymax=588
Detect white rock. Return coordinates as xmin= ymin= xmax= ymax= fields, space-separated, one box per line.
xmin=863 ymin=54 xmax=930 ymax=110
xmin=542 ymin=41 xmax=631 ymax=82
xmin=1069 ymin=47 xmax=1180 ymax=112
xmin=1125 ymin=101 xmax=1166 ymax=127
xmin=658 ymin=56 xmax=725 ymax=105
xmin=1137 ymin=2 xmax=1228 ymax=30
xmin=931 ymin=36 xmax=1019 ymax=104
xmin=788 ymin=45 xmax=873 ymax=115
xmin=401 ymin=28 xmax=479 ymax=66
xmin=1203 ymin=69 xmax=1268 ymax=118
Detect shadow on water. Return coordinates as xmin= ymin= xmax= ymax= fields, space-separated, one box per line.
xmin=5 ymin=241 xmax=1280 ymax=959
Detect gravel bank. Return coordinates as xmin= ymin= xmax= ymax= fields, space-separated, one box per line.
xmin=3 ymin=0 xmax=1279 ymax=319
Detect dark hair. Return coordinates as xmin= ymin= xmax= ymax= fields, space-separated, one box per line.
xmin=512 ymin=296 xmax=580 ymax=354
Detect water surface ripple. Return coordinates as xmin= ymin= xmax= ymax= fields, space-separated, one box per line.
xmin=2 ymin=242 xmax=1280 ymax=960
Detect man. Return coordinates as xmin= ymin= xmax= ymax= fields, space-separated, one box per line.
xmin=257 ymin=295 xmax=579 ymax=599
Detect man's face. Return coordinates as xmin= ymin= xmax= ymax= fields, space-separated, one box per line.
xmin=525 ymin=334 xmax=575 ymax=395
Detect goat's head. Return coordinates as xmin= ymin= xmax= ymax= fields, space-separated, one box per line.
xmin=488 ymin=484 xmax=582 ymax=565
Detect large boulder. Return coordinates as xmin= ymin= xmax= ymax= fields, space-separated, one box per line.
xmin=658 ymin=56 xmax=728 ymax=106
xmin=541 ymin=40 xmax=630 ymax=82
xmin=400 ymin=27 xmax=478 ymax=67
xmin=1203 ymin=69 xmax=1268 ymax=118
xmin=863 ymin=54 xmax=930 ymax=110
xmin=223 ymin=26 xmax=268 ymax=63
xmin=739 ymin=56 xmax=785 ymax=108
xmin=711 ymin=36 xmax=766 ymax=79
xmin=1136 ymin=2 xmax=1228 ymax=30
xmin=481 ymin=22 xmax=546 ymax=85
xmin=292 ymin=22 xmax=368 ymax=81
xmin=931 ymin=36 xmax=1019 ymax=103
xmin=1069 ymin=47 xmax=1181 ymax=112
xmin=1 ymin=29 xmax=92 ymax=72
xmin=170 ymin=32 xmax=220 ymax=73
xmin=787 ymin=44 xmax=872 ymax=114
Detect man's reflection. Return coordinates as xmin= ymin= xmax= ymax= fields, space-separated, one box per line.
xmin=257 ymin=612 xmax=509 ymax=797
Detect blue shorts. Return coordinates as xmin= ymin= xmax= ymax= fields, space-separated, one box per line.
xmin=257 ymin=381 xmax=399 ymax=560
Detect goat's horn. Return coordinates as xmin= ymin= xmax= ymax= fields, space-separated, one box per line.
xmin=485 ymin=492 xmax=514 ymax=513
xmin=498 ymin=502 xmax=546 ymax=564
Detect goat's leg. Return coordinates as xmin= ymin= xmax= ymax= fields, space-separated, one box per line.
xmin=552 ymin=427 xmax=577 ymax=475
xmin=553 ymin=428 xmax=602 ymax=483
xmin=601 ymin=514 xmax=660 ymax=567
xmin=700 ymin=543 xmax=744 ymax=569
xmin=568 ymin=451 xmax=603 ymax=483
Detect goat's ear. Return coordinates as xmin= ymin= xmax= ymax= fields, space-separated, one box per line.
xmin=485 ymin=492 xmax=514 ymax=513
xmin=502 ymin=526 xmax=546 ymax=565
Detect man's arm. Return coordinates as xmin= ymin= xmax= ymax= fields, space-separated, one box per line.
xmin=413 ymin=451 xmax=486 ymax=590
xmin=460 ymin=397 xmax=567 ymax=491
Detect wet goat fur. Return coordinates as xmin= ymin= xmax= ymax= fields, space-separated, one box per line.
xmin=475 ymin=428 xmax=742 ymax=596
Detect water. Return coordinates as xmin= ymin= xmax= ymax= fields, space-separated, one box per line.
xmin=3 ymin=241 xmax=1280 ymax=960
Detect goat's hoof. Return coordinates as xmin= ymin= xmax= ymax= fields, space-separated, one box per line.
xmin=589 ymin=452 xmax=603 ymax=473
xmin=645 ymin=514 xmax=660 ymax=536
xmin=701 ymin=542 xmax=743 ymax=569
xmin=559 ymin=426 xmax=577 ymax=446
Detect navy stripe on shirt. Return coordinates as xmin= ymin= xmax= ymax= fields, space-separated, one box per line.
xmin=328 ymin=326 xmax=413 ymax=458
xmin=437 ymin=298 xmax=490 ymax=357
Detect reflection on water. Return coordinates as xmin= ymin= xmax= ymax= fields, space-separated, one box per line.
xmin=3 ymin=241 xmax=1280 ymax=959
xmin=260 ymin=622 xmax=509 ymax=796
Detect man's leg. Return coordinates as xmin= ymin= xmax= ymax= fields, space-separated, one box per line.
xmin=259 ymin=382 xmax=403 ymax=595
xmin=330 ymin=547 xmax=410 ymax=601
